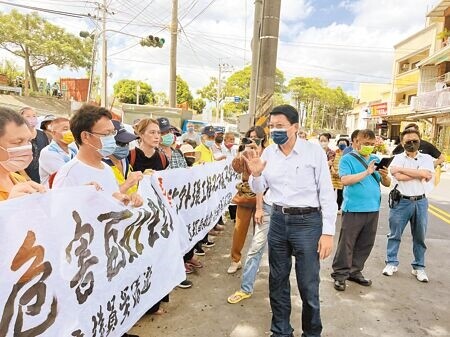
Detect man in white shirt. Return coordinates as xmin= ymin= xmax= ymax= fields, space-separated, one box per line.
xmin=180 ymin=122 xmax=201 ymax=146
xmin=382 ymin=128 xmax=434 ymax=282
xmin=53 ymin=104 xmax=143 ymax=207
xmin=39 ymin=117 xmax=77 ymax=187
xmin=245 ymin=105 xmax=337 ymax=337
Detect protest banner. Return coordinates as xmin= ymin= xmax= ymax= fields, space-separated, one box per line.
xmin=153 ymin=159 xmax=240 ymax=254
xmin=0 ymin=161 xmax=240 ymax=336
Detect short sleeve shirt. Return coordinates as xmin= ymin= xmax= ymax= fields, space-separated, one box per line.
xmin=339 ymin=152 xmax=381 ymax=212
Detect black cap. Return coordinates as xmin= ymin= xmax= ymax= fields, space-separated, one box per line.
xmin=214 ymin=126 xmax=225 ymax=134
xmin=269 ymin=104 xmax=299 ymax=124
xmin=157 ymin=117 xmax=172 ymax=133
xmin=112 ymin=120 xmax=137 ymax=144
xmin=202 ymin=125 xmax=216 ymax=137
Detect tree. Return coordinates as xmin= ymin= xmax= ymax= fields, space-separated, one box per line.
xmin=192 ymin=97 xmax=206 ymax=114
xmin=223 ymin=66 xmax=287 ymax=117
xmin=154 ymin=92 xmax=169 ymax=106
xmin=176 ymin=75 xmax=193 ymax=106
xmin=113 ymin=79 xmax=155 ymax=105
xmin=0 ymin=59 xmax=23 ymax=86
xmin=197 ymin=77 xmax=219 ymax=102
xmin=0 ymin=10 xmax=92 ymax=92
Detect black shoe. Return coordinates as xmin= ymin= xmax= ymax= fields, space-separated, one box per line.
xmin=178 ymin=279 xmax=193 ymax=289
xmin=334 ymin=279 xmax=346 ymax=291
xmin=194 ymin=247 xmax=205 ymax=256
xmin=348 ymin=275 xmax=372 ymax=286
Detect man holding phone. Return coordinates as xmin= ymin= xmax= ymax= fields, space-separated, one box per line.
xmin=331 ymin=129 xmax=391 ymax=291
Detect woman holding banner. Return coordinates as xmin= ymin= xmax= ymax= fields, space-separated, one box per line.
xmin=0 ymin=107 xmax=46 ymax=201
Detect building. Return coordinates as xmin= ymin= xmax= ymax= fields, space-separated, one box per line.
xmin=412 ymin=1 xmax=450 ymax=159
xmin=346 ymin=83 xmax=391 ymax=137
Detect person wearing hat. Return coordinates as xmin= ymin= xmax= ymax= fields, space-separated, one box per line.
xmin=180 ymin=122 xmax=201 ymax=146
xmin=103 ymin=120 xmax=143 ymax=195
xmin=244 ymin=104 xmax=337 ymax=337
xmin=179 ymin=143 xmax=201 ymax=167
xmin=392 ymin=123 xmax=445 ymax=168
xmin=40 ymin=114 xmax=56 ymax=142
xmin=39 ymin=116 xmax=77 ymax=188
xmin=195 ymin=125 xmax=216 ymax=164
xmin=158 ymin=117 xmax=187 ymax=169
xmin=212 ymin=126 xmax=227 ymax=161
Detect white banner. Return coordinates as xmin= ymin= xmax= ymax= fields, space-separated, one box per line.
xmin=153 ymin=159 xmax=240 ymax=254
xmin=0 ymin=161 xmax=239 ymax=337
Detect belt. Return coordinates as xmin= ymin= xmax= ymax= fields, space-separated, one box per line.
xmin=402 ymin=194 xmax=425 ymax=201
xmin=273 ymin=204 xmax=320 ymax=215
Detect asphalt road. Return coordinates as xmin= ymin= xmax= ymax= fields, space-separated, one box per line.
xmin=130 ymin=172 xmax=450 ymax=337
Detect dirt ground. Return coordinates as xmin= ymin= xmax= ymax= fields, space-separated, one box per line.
xmin=129 ymin=194 xmax=450 ymax=337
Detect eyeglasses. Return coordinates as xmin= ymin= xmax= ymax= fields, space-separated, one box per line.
xmin=90 ymin=130 xmax=117 ymax=137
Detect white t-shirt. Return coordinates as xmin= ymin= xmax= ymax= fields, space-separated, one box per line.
xmin=39 ymin=141 xmax=77 ymax=187
xmin=53 ymin=157 xmax=119 ymax=195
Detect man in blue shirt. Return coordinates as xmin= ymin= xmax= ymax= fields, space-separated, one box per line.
xmin=331 ymin=129 xmax=391 ymax=291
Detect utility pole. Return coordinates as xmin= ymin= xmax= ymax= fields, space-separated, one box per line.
xmin=248 ymin=0 xmax=263 ymax=125
xmin=87 ymin=34 xmax=97 ymax=103
xmin=101 ymin=0 xmax=107 ymax=107
xmin=216 ymin=62 xmax=233 ymax=123
xmin=169 ymin=0 xmax=178 ymax=108
xmin=253 ymin=0 xmax=281 ymax=125
xmin=136 ymin=82 xmax=140 ymax=105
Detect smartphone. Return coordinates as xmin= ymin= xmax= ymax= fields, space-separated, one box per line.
xmin=375 ymin=157 xmax=394 ymax=170
xmin=241 ymin=137 xmax=262 ymax=146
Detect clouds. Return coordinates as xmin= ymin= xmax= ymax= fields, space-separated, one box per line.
xmin=0 ymin=0 xmax=443 ymax=100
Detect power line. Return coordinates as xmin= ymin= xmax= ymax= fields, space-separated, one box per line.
xmin=0 ymin=0 xmax=95 ymax=18
xmin=110 ymin=0 xmax=154 ymax=37
xmin=183 ymin=0 xmax=218 ymax=28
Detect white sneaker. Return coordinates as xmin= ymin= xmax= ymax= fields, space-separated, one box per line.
xmin=227 ymin=261 xmax=242 ymax=274
xmin=382 ymin=264 xmax=398 ymax=276
xmin=412 ymin=269 xmax=429 ymax=282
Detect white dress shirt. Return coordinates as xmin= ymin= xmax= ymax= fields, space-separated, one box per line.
xmin=249 ymin=138 xmax=337 ymax=235
xmin=390 ymin=152 xmax=434 ymax=196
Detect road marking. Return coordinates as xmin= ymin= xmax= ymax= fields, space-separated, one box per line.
xmin=428 ymin=204 xmax=450 ymax=224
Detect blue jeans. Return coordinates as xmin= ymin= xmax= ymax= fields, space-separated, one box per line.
xmin=386 ymin=198 xmax=428 ymax=269
xmin=268 ymin=208 xmax=323 ymax=337
xmin=241 ymin=203 xmax=271 ymax=294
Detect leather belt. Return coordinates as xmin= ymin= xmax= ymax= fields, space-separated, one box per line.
xmin=402 ymin=194 xmax=425 ymax=201
xmin=273 ymin=204 xmax=320 ymax=215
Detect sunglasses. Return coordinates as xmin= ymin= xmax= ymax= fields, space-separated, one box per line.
xmin=405 ymin=140 xmax=419 ymax=145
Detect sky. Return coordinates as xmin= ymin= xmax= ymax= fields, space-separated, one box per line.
xmin=0 ymin=0 xmax=443 ymax=100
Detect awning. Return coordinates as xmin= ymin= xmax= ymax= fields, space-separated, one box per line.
xmin=427 ymin=1 xmax=450 ymax=17
xmin=407 ymin=109 xmax=450 ymax=120
xmin=417 ymin=44 xmax=450 ymax=67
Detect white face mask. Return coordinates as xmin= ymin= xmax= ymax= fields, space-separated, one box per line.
xmin=320 ymin=141 xmax=329 ymax=149
xmin=0 ymin=144 xmax=33 ymax=172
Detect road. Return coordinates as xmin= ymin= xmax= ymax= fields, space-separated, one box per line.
xmin=129 ymin=172 xmax=450 ymax=337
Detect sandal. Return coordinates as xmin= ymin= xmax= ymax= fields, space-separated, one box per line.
xmin=227 ymin=290 xmax=251 ymax=304
xmin=152 ymin=308 xmax=168 ymax=315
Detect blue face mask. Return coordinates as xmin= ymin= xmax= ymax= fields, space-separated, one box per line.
xmin=161 ymin=133 xmax=175 ymax=147
xmin=113 ymin=145 xmax=129 ymax=160
xmin=271 ymin=128 xmax=289 ymax=145
xmin=97 ymin=135 xmax=117 ymax=157
xmin=205 ymin=140 xmax=215 ymax=148
xmin=338 ymin=144 xmax=347 ymax=150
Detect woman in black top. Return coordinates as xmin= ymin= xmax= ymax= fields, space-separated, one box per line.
xmin=130 ymin=118 xmax=169 ymax=316
xmin=131 ymin=118 xmax=168 ymax=172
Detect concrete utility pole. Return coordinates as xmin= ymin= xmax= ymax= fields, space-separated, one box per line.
xmin=252 ymin=0 xmax=281 ymax=125
xmin=248 ymin=0 xmax=263 ymax=125
xmin=87 ymin=35 xmax=97 ymax=103
xmin=169 ymin=0 xmax=178 ymax=108
xmin=136 ymin=82 xmax=140 ymax=105
xmin=216 ymin=62 xmax=233 ymax=123
xmin=101 ymin=0 xmax=107 ymax=107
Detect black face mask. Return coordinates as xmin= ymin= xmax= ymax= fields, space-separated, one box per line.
xmin=403 ymin=141 xmax=420 ymax=153
xmin=215 ymin=136 xmax=224 ymax=144
xmin=185 ymin=157 xmax=196 ymax=167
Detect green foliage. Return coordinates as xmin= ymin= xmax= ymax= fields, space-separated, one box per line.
xmin=197 ymin=77 xmax=218 ymax=102
xmin=154 ymin=92 xmax=169 ymax=106
xmin=0 ymin=59 xmax=23 ymax=86
xmin=288 ymin=77 xmax=353 ymax=132
xmin=176 ymin=75 xmax=193 ymax=105
xmin=113 ymin=79 xmax=155 ymax=105
xmin=0 ymin=10 xmax=92 ymax=92
xmin=192 ymin=97 xmax=206 ymax=114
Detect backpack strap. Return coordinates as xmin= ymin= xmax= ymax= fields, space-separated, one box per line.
xmin=349 ymin=152 xmax=379 ymax=184
xmin=129 ymin=148 xmax=136 ymax=168
xmin=158 ymin=149 xmax=168 ymax=169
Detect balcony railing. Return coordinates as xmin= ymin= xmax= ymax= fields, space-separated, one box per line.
xmin=415 ymin=87 xmax=450 ymax=111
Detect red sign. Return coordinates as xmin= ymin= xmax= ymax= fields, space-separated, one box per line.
xmin=370 ymin=102 xmax=388 ymax=117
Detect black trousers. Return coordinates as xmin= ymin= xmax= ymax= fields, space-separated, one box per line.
xmin=228 ymin=204 xmax=237 ymax=220
xmin=336 ymin=189 xmax=344 ymax=210
xmin=183 ymin=247 xmax=195 ymax=262
xmin=331 ymin=211 xmax=379 ymax=281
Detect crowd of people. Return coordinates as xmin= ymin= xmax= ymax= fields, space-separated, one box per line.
xmin=0 ymin=103 xmax=444 ymax=337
